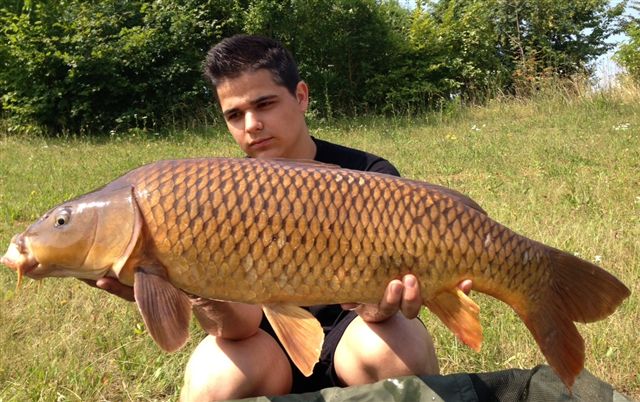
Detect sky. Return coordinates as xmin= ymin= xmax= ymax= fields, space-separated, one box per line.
xmin=593 ymin=1 xmax=638 ymax=87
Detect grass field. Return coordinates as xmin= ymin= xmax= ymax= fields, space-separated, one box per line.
xmin=1 ymin=85 xmax=638 ymax=400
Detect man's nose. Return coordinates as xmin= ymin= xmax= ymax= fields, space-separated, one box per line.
xmin=245 ymin=112 xmax=263 ymax=132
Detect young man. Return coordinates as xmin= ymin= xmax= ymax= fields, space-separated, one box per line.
xmin=93 ymin=34 xmax=471 ymax=400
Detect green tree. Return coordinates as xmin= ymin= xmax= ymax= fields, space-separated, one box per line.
xmin=615 ymin=1 xmax=640 ymax=81
xmin=244 ymin=0 xmax=399 ymax=115
xmin=364 ymin=4 xmax=466 ymax=112
xmin=426 ymin=0 xmax=624 ymax=93
xmin=0 ymin=0 xmax=242 ymax=133
xmin=0 ymin=0 xmax=628 ymax=133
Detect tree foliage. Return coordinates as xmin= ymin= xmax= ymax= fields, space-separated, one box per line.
xmin=424 ymin=0 xmax=623 ymax=93
xmin=1 ymin=0 xmax=242 ymax=132
xmin=0 ymin=0 xmax=628 ymax=134
xmin=615 ymin=1 xmax=640 ymax=81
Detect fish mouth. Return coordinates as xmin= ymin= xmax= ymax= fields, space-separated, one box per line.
xmin=1 ymin=235 xmax=39 ymax=288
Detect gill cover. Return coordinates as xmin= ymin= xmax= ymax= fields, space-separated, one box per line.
xmin=27 ymin=185 xmax=142 ymax=279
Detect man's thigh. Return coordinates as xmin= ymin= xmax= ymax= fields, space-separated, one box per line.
xmin=334 ymin=313 xmax=439 ymax=385
xmin=181 ymin=330 xmax=292 ymax=401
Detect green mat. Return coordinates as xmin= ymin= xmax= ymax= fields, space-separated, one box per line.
xmin=232 ymin=365 xmax=634 ymax=402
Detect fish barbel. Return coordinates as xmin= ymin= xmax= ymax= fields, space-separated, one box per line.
xmin=1 ymin=157 xmax=630 ymax=389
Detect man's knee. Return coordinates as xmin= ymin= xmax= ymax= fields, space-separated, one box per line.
xmin=181 ymin=331 xmax=292 ymax=401
xmin=334 ymin=314 xmax=439 ymax=385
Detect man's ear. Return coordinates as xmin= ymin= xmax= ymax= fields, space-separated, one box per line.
xmin=295 ymin=81 xmax=309 ymax=111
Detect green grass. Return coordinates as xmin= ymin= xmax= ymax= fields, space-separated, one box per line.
xmin=1 ymin=86 xmax=639 ymax=400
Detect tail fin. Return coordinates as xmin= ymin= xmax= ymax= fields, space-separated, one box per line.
xmin=548 ymin=250 xmax=630 ymax=323
xmin=516 ymin=248 xmax=630 ymax=390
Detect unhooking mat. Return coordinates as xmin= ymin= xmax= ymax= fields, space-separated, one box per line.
xmin=231 ymin=365 xmax=635 ymax=402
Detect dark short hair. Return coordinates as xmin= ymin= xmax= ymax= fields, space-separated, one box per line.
xmin=203 ymin=34 xmax=301 ymax=97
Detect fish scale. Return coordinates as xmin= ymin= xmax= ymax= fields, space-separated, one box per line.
xmin=1 ymin=157 xmax=630 ymax=389
xmin=111 ymin=158 xmax=524 ymax=304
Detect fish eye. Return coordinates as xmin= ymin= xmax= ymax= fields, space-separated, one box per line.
xmin=54 ymin=210 xmax=71 ymax=227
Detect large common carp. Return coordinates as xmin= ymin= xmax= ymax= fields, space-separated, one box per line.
xmin=1 ymin=158 xmax=630 ymax=390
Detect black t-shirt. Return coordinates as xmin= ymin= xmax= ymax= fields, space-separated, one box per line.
xmin=260 ymin=137 xmax=401 ymax=332
xmin=312 ymin=137 xmax=400 ymax=177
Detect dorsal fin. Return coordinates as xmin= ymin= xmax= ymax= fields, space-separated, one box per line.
xmin=421 ymin=182 xmax=487 ymax=215
xmin=265 ymin=156 xmax=486 ymax=214
xmin=267 ymin=158 xmax=341 ymax=170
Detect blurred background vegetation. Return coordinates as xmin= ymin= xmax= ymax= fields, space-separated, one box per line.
xmin=0 ymin=0 xmax=638 ymax=135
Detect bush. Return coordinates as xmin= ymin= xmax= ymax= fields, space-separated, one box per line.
xmin=616 ymin=22 xmax=640 ymax=81
xmin=0 ymin=0 xmax=242 ymax=133
xmin=0 ymin=0 xmax=627 ymax=133
xmin=244 ymin=0 xmax=399 ymax=116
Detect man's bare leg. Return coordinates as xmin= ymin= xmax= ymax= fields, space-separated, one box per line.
xmin=334 ymin=313 xmax=438 ymax=385
xmin=180 ymin=330 xmax=292 ymax=401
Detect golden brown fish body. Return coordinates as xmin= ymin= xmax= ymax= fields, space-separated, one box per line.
xmin=1 ymin=157 xmax=630 ymax=390
xmin=118 ymin=159 xmax=539 ymax=304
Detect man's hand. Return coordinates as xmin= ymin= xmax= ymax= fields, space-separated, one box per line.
xmin=80 ymin=277 xmax=135 ymax=302
xmin=80 ymin=277 xmax=263 ymax=340
xmin=342 ymin=275 xmax=473 ymax=323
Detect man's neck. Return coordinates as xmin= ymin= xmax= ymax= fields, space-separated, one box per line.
xmin=287 ymin=132 xmax=317 ymax=160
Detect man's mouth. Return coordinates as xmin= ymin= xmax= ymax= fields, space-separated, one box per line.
xmin=249 ymin=137 xmax=274 ymax=149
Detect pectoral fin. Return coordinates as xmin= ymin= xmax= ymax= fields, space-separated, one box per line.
xmin=134 ymin=266 xmax=192 ymax=352
xmin=262 ymin=304 xmax=324 ymax=376
xmin=189 ymin=296 xmax=223 ymax=337
xmin=425 ymin=288 xmax=482 ymax=351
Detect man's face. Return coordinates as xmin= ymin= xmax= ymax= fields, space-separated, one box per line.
xmin=216 ymin=69 xmax=311 ymax=159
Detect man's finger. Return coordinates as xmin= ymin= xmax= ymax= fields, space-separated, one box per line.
xmin=400 ymin=275 xmax=421 ymax=319
xmin=351 ymin=279 xmax=404 ymax=322
xmin=374 ymin=279 xmax=402 ymax=318
xmin=96 ymin=277 xmax=135 ymax=301
xmin=382 ymin=279 xmax=403 ymax=306
xmin=458 ymin=279 xmax=472 ymax=295
xmin=341 ymin=303 xmax=360 ymax=311
xmin=79 ymin=278 xmax=98 ymax=288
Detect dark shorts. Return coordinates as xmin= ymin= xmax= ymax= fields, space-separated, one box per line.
xmin=259 ymin=307 xmax=358 ymax=394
